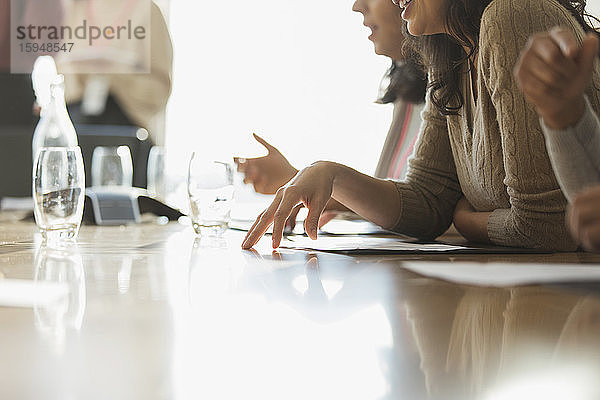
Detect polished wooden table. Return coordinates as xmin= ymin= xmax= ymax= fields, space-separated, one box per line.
xmin=1 ymin=218 xmax=600 ymax=400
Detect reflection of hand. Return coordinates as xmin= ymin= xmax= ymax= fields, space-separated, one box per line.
xmin=514 ymin=27 xmax=599 ymax=130
xmin=567 ymin=186 xmax=600 ymax=252
xmin=242 ymin=161 xmax=336 ymax=249
xmin=233 ymin=133 xmax=299 ymax=195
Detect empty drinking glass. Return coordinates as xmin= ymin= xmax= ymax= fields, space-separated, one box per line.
xmin=147 ymin=146 xmax=165 ymax=198
xmin=33 ymin=147 xmax=86 ymax=242
xmin=91 ymin=146 xmax=133 ymax=187
xmin=187 ymin=153 xmax=234 ymax=236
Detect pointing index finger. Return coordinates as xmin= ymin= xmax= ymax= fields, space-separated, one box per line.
xmin=242 ymin=193 xmax=283 ymax=249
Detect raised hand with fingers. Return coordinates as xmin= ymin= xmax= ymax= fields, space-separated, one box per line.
xmin=233 ymin=133 xmax=299 ymax=195
xmin=514 ymin=26 xmax=600 ymax=129
xmin=242 ymin=161 xmax=336 ymax=249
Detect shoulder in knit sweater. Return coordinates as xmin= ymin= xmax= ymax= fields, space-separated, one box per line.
xmin=480 ymin=0 xmax=586 ymax=43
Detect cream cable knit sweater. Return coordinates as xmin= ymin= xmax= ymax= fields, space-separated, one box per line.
xmin=390 ymin=0 xmax=600 ymax=251
xmin=542 ymin=97 xmax=600 ymax=202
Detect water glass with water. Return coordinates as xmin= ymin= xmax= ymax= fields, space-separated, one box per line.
xmin=187 ymin=153 xmax=234 ymax=236
xmin=91 ymin=146 xmax=133 ymax=187
xmin=33 ymin=147 xmax=85 ymax=242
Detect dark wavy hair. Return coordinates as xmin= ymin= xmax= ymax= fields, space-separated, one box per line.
xmin=377 ymin=57 xmax=427 ymax=104
xmin=403 ymin=0 xmax=600 ymax=115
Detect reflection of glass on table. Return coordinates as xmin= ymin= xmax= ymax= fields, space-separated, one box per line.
xmin=34 ymin=245 xmax=86 ymax=346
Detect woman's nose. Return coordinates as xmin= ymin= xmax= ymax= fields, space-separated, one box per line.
xmin=352 ymin=0 xmax=366 ymax=13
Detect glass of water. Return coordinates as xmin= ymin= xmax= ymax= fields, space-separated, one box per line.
xmin=187 ymin=153 xmax=234 ymax=236
xmin=33 ymin=147 xmax=86 ymax=242
xmin=91 ymin=145 xmax=133 ymax=187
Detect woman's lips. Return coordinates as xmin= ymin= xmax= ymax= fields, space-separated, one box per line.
xmin=365 ymin=24 xmax=378 ymax=40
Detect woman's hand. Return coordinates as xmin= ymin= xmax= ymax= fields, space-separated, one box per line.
xmin=284 ymin=198 xmax=350 ymax=232
xmin=242 ymin=161 xmax=337 ymax=249
xmin=453 ymin=197 xmax=491 ymax=244
xmin=514 ymin=26 xmax=599 ymax=130
xmin=234 ymin=133 xmax=299 ymax=195
xmin=567 ymin=186 xmax=600 ymax=252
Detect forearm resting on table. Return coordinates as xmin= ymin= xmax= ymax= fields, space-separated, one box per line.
xmin=453 ymin=198 xmax=492 ymax=244
xmin=327 ymin=162 xmax=401 ymax=230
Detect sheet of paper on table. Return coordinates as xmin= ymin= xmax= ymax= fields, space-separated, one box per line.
xmin=0 ymin=279 xmax=69 ymax=308
xmin=280 ymin=235 xmax=468 ymax=253
xmin=319 ymin=219 xmax=387 ymax=235
xmin=229 ymin=219 xmax=306 ymax=235
xmin=280 ymin=235 xmax=552 ymax=254
xmin=400 ymin=262 xmax=600 ymax=287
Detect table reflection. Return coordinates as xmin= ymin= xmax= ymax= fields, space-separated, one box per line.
xmin=401 ymin=278 xmax=600 ymax=399
xmin=34 ymin=245 xmax=86 ymax=348
xmin=172 ymin=236 xmax=427 ymax=400
xmin=1 ymin=223 xmax=600 ymax=399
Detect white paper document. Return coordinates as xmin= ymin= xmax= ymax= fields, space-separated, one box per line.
xmin=281 ymin=236 xmax=468 ymax=253
xmin=0 ymin=279 xmax=69 ymax=308
xmin=319 ymin=220 xmax=387 ymax=235
xmin=400 ymin=262 xmax=600 ymax=287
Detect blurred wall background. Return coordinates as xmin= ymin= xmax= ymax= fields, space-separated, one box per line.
xmin=164 ymin=0 xmax=392 ymax=180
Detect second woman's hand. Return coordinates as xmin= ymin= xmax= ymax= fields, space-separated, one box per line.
xmin=241 ymin=161 xmax=337 ymax=249
xmin=233 ymin=133 xmax=299 ymax=195
xmin=514 ymin=27 xmax=599 ymax=130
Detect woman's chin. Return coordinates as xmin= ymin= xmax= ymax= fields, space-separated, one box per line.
xmin=405 ymin=22 xmax=421 ymax=36
xmin=406 ymin=20 xmax=445 ymax=36
xmin=372 ymin=43 xmax=391 ymax=58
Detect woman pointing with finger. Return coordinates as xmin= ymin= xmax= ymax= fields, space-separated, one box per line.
xmin=243 ymin=0 xmax=600 ymax=251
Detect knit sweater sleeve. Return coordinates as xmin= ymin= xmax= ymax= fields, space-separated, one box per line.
xmin=541 ymin=96 xmax=600 ymax=202
xmin=390 ymin=92 xmax=463 ymax=240
xmin=480 ymin=0 xmax=582 ymax=251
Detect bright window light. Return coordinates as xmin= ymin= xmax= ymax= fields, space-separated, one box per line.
xmin=165 ymin=0 xmax=392 ymax=181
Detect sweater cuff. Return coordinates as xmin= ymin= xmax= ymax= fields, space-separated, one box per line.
xmin=390 ymin=181 xmax=428 ymax=233
xmin=541 ymin=95 xmax=597 ymax=150
xmin=486 ymin=208 xmax=511 ymax=247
